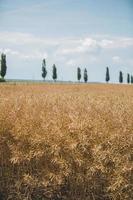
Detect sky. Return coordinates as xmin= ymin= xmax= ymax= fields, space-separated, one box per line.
xmin=0 ymin=0 xmax=133 ymax=82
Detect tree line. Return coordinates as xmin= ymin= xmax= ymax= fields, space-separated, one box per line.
xmin=42 ymin=60 xmax=133 ymax=83
xmin=42 ymin=59 xmax=57 ymax=81
xmin=0 ymin=53 xmax=133 ymax=83
xmin=105 ymin=67 xmax=133 ymax=84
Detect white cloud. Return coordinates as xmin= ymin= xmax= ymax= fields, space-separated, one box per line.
xmin=0 ymin=31 xmax=133 ymax=70
xmin=112 ymin=56 xmax=121 ymax=63
xmin=100 ymin=38 xmax=133 ymax=49
xmin=112 ymin=56 xmax=133 ymax=73
xmin=1 ymin=32 xmax=133 ymax=51
xmin=0 ymin=32 xmax=59 ymax=46
xmin=55 ymin=37 xmax=100 ymax=57
xmin=0 ymin=48 xmax=48 ymax=60
xmin=66 ymin=59 xmax=76 ymax=66
xmin=1 ymin=48 xmax=20 ymax=56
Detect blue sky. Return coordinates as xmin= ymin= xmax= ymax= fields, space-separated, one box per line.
xmin=0 ymin=0 xmax=133 ymax=82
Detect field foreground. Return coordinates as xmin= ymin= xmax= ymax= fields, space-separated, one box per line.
xmin=0 ymin=84 xmax=133 ymax=200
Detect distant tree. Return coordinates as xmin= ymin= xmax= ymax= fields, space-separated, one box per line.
xmin=119 ymin=71 xmax=123 ymax=83
xmin=127 ymin=73 xmax=130 ymax=84
xmin=131 ymin=75 xmax=133 ymax=84
xmin=84 ymin=68 xmax=88 ymax=83
xmin=0 ymin=53 xmax=7 ymax=79
xmin=105 ymin=67 xmax=110 ymax=83
xmin=52 ymin=64 xmax=57 ymax=81
xmin=77 ymin=67 xmax=81 ymax=82
xmin=42 ymin=59 xmax=47 ymax=81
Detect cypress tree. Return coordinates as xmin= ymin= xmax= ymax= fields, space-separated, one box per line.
xmin=131 ymin=75 xmax=133 ymax=84
xmin=77 ymin=67 xmax=81 ymax=82
xmin=105 ymin=67 xmax=110 ymax=83
xmin=127 ymin=73 xmax=130 ymax=84
xmin=52 ymin=64 xmax=57 ymax=81
xmin=0 ymin=53 xmax=7 ymax=79
xmin=119 ymin=71 xmax=123 ymax=83
xmin=42 ymin=59 xmax=47 ymax=81
xmin=84 ymin=68 xmax=88 ymax=83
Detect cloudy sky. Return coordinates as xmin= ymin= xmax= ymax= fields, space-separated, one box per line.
xmin=0 ymin=0 xmax=133 ymax=82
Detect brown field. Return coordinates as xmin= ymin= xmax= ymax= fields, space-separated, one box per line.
xmin=0 ymin=83 xmax=133 ymax=200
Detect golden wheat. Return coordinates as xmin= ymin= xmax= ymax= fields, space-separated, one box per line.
xmin=0 ymin=83 xmax=133 ymax=200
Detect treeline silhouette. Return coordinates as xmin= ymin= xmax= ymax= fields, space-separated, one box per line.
xmin=0 ymin=53 xmax=133 ymax=83
xmin=105 ymin=67 xmax=133 ymax=84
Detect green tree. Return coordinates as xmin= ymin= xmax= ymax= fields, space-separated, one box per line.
xmin=0 ymin=53 xmax=7 ymax=79
xmin=42 ymin=59 xmax=47 ymax=81
xmin=84 ymin=68 xmax=88 ymax=83
xmin=131 ymin=75 xmax=133 ymax=84
xmin=52 ymin=64 xmax=57 ymax=81
xmin=119 ymin=71 xmax=123 ymax=83
xmin=77 ymin=67 xmax=81 ymax=82
xmin=105 ymin=67 xmax=110 ymax=83
xmin=127 ymin=73 xmax=130 ymax=84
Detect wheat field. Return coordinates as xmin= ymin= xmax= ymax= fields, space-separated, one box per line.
xmin=0 ymin=83 xmax=133 ymax=200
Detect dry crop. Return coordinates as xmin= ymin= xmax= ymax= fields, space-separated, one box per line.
xmin=0 ymin=83 xmax=133 ymax=200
